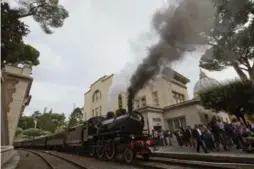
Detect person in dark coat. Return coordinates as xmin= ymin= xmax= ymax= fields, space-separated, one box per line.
xmin=202 ymin=125 xmax=215 ymax=151
xmin=185 ymin=126 xmax=192 ymax=147
xmin=194 ymin=124 xmax=209 ymax=153
xmin=210 ymin=116 xmax=221 ymax=151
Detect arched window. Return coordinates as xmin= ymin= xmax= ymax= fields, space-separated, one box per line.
xmin=92 ymin=90 xmax=102 ymax=102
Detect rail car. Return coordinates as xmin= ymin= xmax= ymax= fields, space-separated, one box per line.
xmin=32 ymin=135 xmax=47 ymax=149
xmin=14 ymin=109 xmax=151 ymax=163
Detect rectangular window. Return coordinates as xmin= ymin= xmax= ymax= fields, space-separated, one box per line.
xmin=99 ymin=106 xmax=102 ymax=116
xmin=179 ymin=116 xmax=186 ymax=128
xmin=153 ymin=118 xmax=161 ymax=122
xmin=172 ymin=91 xmax=185 ymax=104
xmin=174 ymin=119 xmax=180 ymax=129
xmin=95 ymin=107 xmax=99 ymax=116
xmin=167 ymin=119 xmax=174 ymax=131
xmin=135 ymin=99 xmax=140 ymax=109
xmin=167 ymin=116 xmax=186 ymax=130
xmin=152 ymin=91 xmax=159 ymax=106
xmin=141 ymin=96 xmax=147 ymax=107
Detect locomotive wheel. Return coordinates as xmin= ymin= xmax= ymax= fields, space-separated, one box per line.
xmin=88 ymin=141 xmax=95 ymax=157
xmin=105 ymin=140 xmax=115 ymax=160
xmin=123 ymin=148 xmax=134 ymax=163
xmin=96 ymin=140 xmax=105 ymax=159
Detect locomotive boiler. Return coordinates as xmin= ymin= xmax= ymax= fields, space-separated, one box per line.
xmin=91 ymin=109 xmax=144 ymax=135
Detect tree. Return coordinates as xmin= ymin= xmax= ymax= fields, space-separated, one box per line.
xmin=1 ymin=2 xmax=40 ymax=67
xmin=18 ymin=115 xmax=35 ymax=129
xmin=68 ymin=107 xmax=83 ymax=128
xmin=198 ymin=80 xmax=254 ymax=123
xmin=200 ymin=0 xmax=254 ymax=82
xmin=18 ymin=110 xmax=66 ymax=133
xmin=37 ymin=111 xmax=66 ymax=133
xmin=17 ymin=0 xmax=69 ymax=34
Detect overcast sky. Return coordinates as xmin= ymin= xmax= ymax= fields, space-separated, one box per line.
xmin=22 ymin=0 xmax=238 ymax=117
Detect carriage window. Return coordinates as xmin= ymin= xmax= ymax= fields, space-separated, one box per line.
xmin=68 ymin=128 xmax=75 ymax=132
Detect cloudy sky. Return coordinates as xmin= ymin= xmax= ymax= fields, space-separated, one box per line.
xmin=22 ymin=0 xmax=238 ymax=116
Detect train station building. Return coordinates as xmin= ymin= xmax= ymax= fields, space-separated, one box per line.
xmin=84 ymin=67 xmax=230 ymax=133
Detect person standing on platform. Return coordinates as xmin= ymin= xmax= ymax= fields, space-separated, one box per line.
xmin=194 ymin=124 xmax=209 ymax=153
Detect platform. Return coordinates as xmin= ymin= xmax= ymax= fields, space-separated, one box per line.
xmin=1 ymin=146 xmax=20 ymax=169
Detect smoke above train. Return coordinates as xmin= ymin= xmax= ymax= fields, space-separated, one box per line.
xmin=127 ymin=0 xmax=215 ymax=111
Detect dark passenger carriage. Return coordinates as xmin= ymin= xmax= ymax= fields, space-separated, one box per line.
xmin=22 ymin=139 xmax=33 ymax=148
xmin=65 ymin=122 xmax=88 ymax=151
xmin=32 ymin=135 xmax=47 ymax=148
xmin=46 ymin=131 xmax=65 ymax=149
xmin=13 ymin=140 xmax=23 ymax=148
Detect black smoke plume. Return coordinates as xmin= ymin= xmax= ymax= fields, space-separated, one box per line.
xmin=127 ymin=0 xmax=215 ymax=112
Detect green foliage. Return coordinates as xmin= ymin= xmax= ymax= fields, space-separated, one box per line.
xmin=18 ymin=110 xmax=66 ymax=133
xmin=15 ymin=127 xmax=23 ymax=137
xmin=18 ymin=116 xmax=35 ymax=129
xmin=17 ymin=0 xmax=69 ymax=34
xmin=1 ymin=0 xmax=69 ymax=67
xmin=200 ymin=0 xmax=254 ymax=81
xmin=36 ymin=112 xmax=66 ymax=133
xmin=199 ymin=80 xmax=254 ymax=115
xmin=23 ymin=128 xmax=42 ymax=138
xmin=68 ymin=107 xmax=83 ymax=128
xmin=1 ymin=2 xmax=40 ymax=67
xmin=40 ymin=130 xmax=51 ymax=136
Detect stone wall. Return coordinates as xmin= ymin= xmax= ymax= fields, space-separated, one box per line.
xmin=1 ymin=65 xmax=33 ymax=145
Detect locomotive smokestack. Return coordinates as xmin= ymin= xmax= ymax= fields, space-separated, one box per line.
xmin=127 ymin=88 xmax=133 ymax=113
xmin=118 ymin=94 xmax=123 ymax=109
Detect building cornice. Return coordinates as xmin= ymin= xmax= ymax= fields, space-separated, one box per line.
xmin=136 ymin=106 xmax=164 ymax=113
xmin=2 ymin=71 xmax=33 ymax=105
xmin=85 ymin=74 xmax=114 ymax=95
xmin=172 ymin=70 xmax=190 ymax=84
xmin=170 ymin=79 xmax=188 ymax=89
xmin=164 ymin=99 xmax=200 ymax=111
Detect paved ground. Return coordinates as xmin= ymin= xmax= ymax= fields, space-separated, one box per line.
xmin=153 ymin=136 xmax=253 ymax=158
xmin=16 ymin=150 xmax=202 ymax=169
xmin=16 ymin=150 xmax=49 ymax=169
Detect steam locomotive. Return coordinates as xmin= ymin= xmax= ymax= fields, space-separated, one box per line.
xmin=14 ymin=109 xmax=151 ymax=163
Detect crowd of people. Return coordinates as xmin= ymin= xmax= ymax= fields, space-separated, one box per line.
xmin=150 ymin=116 xmax=254 ymax=153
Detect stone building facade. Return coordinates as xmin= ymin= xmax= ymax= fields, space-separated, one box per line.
xmin=84 ymin=68 xmax=230 ymax=133
xmin=1 ymin=65 xmax=33 ymax=168
xmin=1 ymin=65 xmax=33 ymax=145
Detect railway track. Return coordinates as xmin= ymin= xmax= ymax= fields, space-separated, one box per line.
xmin=21 ymin=149 xmax=90 ymax=169
xmin=43 ymin=150 xmax=247 ymax=169
xmin=136 ymin=156 xmax=254 ymax=169
xmin=20 ymin=149 xmax=254 ymax=169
